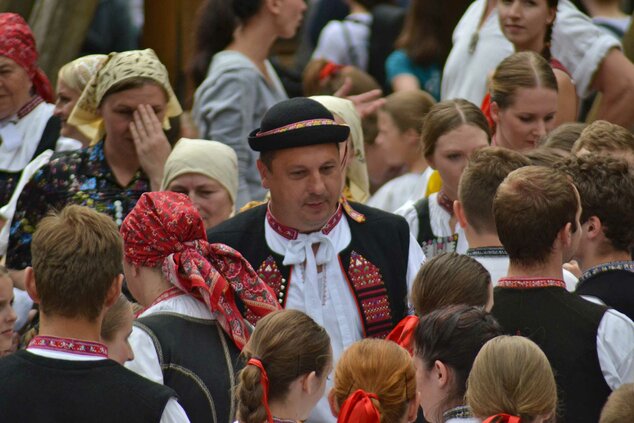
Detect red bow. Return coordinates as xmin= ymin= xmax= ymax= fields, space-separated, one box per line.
xmin=337 ymin=389 xmax=381 ymax=423
xmin=319 ymin=61 xmax=344 ymax=81
xmin=386 ymin=315 xmax=418 ymax=355
xmin=483 ymin=414 xmax=521 ymax=423
xmin=247 ymin=358 xmax=273 ymax=423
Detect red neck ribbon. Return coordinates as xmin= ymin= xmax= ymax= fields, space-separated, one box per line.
xmin=385 ymin=315 xmax=418 ymax=355
xmin=337 ymin=389 xmax=381 ymax=423
xmin=247 ymin=358 xmax=273 ymax=423
xmin=483 ymin=413 xmax=522 ymax=423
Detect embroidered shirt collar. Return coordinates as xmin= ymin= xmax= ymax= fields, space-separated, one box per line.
xmin=266 ymin=203 xmax=344 ymax=240
xmin=443 ymin=405 xmax=474 ymax=421
xmin=437 ymin=190 xmax=454 ymax=215
xmin=28 ymin=335 xmax=108 ymax=358
xmin=466 ymin=246 xmax=507 ymax=257
xmin=578 ymin=260 xmax=634 ymax=284
xmin=498 ymin=277 xmax=566 ymax=289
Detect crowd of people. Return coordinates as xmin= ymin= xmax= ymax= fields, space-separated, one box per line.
xmin=0 ymin=0 xmax=633 ymax=421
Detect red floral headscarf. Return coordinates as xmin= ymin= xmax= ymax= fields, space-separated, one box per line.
xmin=0 ymin=13 xmax=54 ymax=103
xmin=120 ymin=191 xmax=281 ymax=349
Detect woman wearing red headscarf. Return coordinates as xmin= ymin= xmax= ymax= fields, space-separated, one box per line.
xmin=0 ymin=13 xmax=59 ymax=208
xmin=120 ymin=191 xmax=281 ymax=423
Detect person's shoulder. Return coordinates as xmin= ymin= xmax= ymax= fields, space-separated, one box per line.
xmin=207 ymin=204 xmax=266 ymax=238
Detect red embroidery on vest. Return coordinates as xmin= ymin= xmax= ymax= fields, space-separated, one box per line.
xmin=254 ymin=256 xmax=289 ymax=321
xmin=340 ymin=197 xmax=366 ymax=223
xmin=347 ymin=251 xmax=393 ymax=338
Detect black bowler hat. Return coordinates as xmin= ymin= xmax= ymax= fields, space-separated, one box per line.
xmin=248 ymin=97 xmax=350 ymax=152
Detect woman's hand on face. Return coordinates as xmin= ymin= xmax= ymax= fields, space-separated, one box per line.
xmin=130 ymin=104 xmax=171 ymax=191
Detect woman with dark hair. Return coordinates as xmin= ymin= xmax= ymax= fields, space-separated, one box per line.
xmin=191 ymin=0 xmax=306 ymax=209
xmin=413 ymin=304 xmax=501 ymax=423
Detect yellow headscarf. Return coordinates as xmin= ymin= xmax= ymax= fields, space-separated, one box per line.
xmin=68 ymin=49 xmax=182 ymax=143
xmin=310 ymin=96 xmax=370 ymax=203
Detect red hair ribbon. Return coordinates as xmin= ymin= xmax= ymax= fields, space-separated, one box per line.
xmin=483 ymin=414 xmax=521 ymax=423
xmin=319 ymin=61 xmax=344 ymax=81
xmin=247 ymin=358 xmax=273 ymax=423
xmin=337 ymin=389 xmax=381 ymax=423
xmin=386 ymin=315 xmax=418 ymax=355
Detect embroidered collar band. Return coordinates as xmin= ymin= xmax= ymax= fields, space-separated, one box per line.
xmin=498 ymin=277 xmax=566 ymax=289
xmin=28 ymin=335 xmax=108 ymax=358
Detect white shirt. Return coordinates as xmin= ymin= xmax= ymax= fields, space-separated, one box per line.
xmin=27 ymin=343 xmax=189 ymax=422
xmin=441 ymin=0 xmax=620 ymax=103
xmin=264 ymin=212 xmax=425 ymax=423
xmin=312 ymin=13 xmax=372 ymax=70
xmin=126 ymin=295 xmax=214 ymax=385
xmin=366 ymin=168 xmax=433 ymax=213
xmin=395 ymin=192 xmax=469 ymax=255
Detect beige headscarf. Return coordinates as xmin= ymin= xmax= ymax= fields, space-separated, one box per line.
xmin=58 ymin=54 xmax=107 ymax=141
xmin=311 ymin=96 xmax=370 ymax=203
xmin=68 ymin=49 xmax=182 ymax=143
xmin=161 ymin=138 xmax=239 ymax=210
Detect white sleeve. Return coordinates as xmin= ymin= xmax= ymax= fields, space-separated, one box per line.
xmin=562 ymin=269 xmax=579 ymax=292
xmin=160 ymin=398 xmax=191 ymax=423
xmin=406 ymin=233 xmax=426 ymax=296
xmin=395 ymin=200 xmax=419 ymax=241
xmin=312 ymin=21 xmax=348 ymax=65
xmin=125 ymin=325 xmax=164 ymax=384
xmin=597 ymin=308 xmax=634 ymax=390
xmin=552 ymin=0 xmax=621 ymax=98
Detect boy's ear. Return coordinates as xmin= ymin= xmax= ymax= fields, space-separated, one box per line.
xmin=24 ymin=267 xmax=40 ymax=304
xmin=104 ymin=274 xmax=124 ymax=308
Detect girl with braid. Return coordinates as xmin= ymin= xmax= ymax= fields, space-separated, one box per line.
xmin=235 ymin=310 xmax=333 ymax=423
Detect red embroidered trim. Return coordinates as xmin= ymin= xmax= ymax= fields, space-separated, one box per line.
xmin=256 ymin=256 xmax=289 ymax=311
xmin=266 ymin=204 xmax=343 ymax=240
xmin=28 ymin=335 xmax=108 ymax=358
xmin=340 ymin=197 xmax=366 ymax=223
xmin=136 ymin=286 xmax=185 ymax=317
xmin=437 ymin=190 xmax=454 ymax=215
xmin=347 ymin=251 xmax=393 ymax=338
xmin=17 ymin=96 xmax=43 ymax=119
xmin=256 ymin=119 xmax=340 ymax=137
xmin=498 ymin=277 xmax=566 ymax=289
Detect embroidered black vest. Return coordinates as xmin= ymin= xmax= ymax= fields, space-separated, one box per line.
xmin=0 ymin=350 xmax=174 ymax=422
xmin=207 ymin=203 xmax=410 ymax=338
xmin=492 ymin=287 xmax=611 ymax=423
xmin=576 ymin=267 xmax=634 ymax=321
xmin=135 ymin=313 xmax=242 ymax=423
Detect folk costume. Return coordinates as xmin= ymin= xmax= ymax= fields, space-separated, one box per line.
xmin=396 ymin=191 xmax=468 ymax=259
xmin=122 ymin=192 xmax=280 ymax=423
xmin=0 ymin=335 xmax=189 ymax=422
xmin=492 ymin=276 xmax=634 ymax=423
xmin=208 ymin=98 xmax=425 ymax=423
xmin=575 ymin=261 xmax=634 ymax=321
xmin=0 ymin=13 xmax=60 ymax=208
xmin=6 ymin=49 xmax=182 ymax=270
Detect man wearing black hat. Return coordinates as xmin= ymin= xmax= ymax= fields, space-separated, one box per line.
xmin=208 ymin=97 xmax=425 ymax=422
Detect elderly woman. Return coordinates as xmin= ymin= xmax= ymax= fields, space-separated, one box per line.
xmin=0 ymin=13 xmax=57 ymax=208
xmin=54 ymin=54 xmax=107 ymax=147
xmin=161 ymin=138 xmax=238 ymax=229
xmin=121 ymin=191 xmax=280 ymax=423
xmin=6 ymin=49 xmax=181 ymax=282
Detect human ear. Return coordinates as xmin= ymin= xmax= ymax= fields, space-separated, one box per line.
xmin=24 ymin=267 xmax=40 ymax=304
xmin=406 ymin=395 xmax=419 ymax=422
xmin=434 ymin=360 xmax=450 ymax=389
xmin=105 ymin=274 xmax=124 ymax=308
xmin=454 ymin=200 xmax=468 ymax=229
xmin=328 ymin=389 xmax=340 ymax=417
xmin=490 ymin=101 xmax=500 ymax=125
xmin=585 ymin=216 xmax=602 ymax=241
xmin=303 ymin=370 xmax=319 ymax=394
xmin=256 ymin=159 xmax=270 ymax=190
